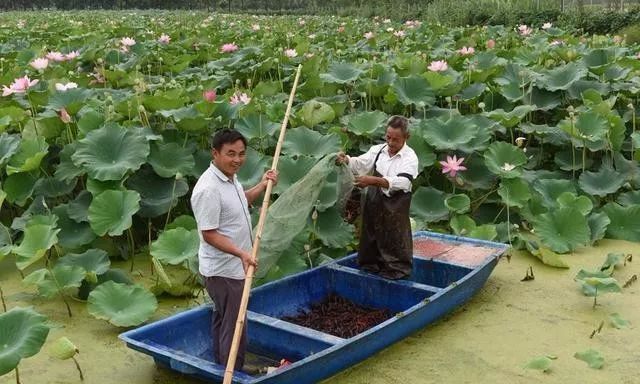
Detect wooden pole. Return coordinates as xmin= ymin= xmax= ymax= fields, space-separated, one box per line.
xmin=223 ymin=64 xmax=303 ymax=384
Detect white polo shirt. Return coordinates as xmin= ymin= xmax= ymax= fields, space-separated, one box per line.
xmin=347 ymin=143 xmax=419 ymax=196
xmin=190 ymin=163 xmax=253 ymax=279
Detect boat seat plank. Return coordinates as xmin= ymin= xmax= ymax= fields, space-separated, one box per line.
xmin=326 ymin=263 xmax=443 ymax=294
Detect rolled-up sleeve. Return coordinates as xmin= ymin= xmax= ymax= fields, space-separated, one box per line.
xmin=347 ymin=145 xmax=382 ymax=176
xmin=381 ymin=152 xmax=419 ymax=196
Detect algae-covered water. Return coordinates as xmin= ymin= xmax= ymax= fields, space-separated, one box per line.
xmin=1 ymin=239 xmax=639 ymax=384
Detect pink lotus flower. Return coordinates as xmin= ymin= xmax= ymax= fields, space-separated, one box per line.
xmin=230 ymin=92 xmax=251 ymax=105
xmin=65 ymin=50 xmax=80 ymax=60
xmin=55 ymin=82 xmax=78 ymax=91
xmin=59 ymin=108 xmax=71 ymax=124
xmin=613 ymin=35 xmax=623 ymax=44
xmin=428 ymin=60 xmax=448 ymax=72
xmin=486 ymin=39 xmax=496 ymax=49
xmin=251 ymin=24 xmax=260 ymax=31
xmin=458 ymin=46 xmax=475 ymax=55
xmin=364 ymin=31 xmax=374 ymax=40
xmin=202 ymin=89 xmax=217 ymax=103
xmin=46 ymin=51 xmax=66 ymax=62
xmin=439 ymin=155 xmax=467 ymax=178
xmin=30 ymin=58 xmax=49 ymax=70
xmin=2 ymin=76 xmax=39 ymax=96
xmin=393 ymin=30 xmax=406 ymax=38
xmin=541 ymin=22 xmax=552 ymax=30
xmin=158 ymin=34 xmax=171 ymax=44
xmin=121 ymin=37 xmax=136 ymax=47
xmin=284 ymin=48 xmax=298 ymax=58
xmin=220 ymin=43 xmax=238 ymax=53
xmin=517 ymin=24 xmax=533 ymax=36
xmin=298 ymin=19 xmax=306 ymax=26
xmin=337 ymin=26 xmax=345 ymax=33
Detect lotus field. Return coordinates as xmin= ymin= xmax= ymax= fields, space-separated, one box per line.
xmin=0 ymin=9 xmax=640 ymax=380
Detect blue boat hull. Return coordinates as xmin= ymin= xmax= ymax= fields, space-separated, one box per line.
xmin=120 ymin=231 xmax=508 ymax=383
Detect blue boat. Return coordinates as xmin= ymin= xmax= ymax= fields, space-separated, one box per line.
xmin=120 ymin=231 xmax=509 ymax=383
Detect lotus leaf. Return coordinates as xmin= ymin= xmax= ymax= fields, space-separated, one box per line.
xmin=67 ymin=191 xmax=92 ymax=223
xmin=23 ymin=265 xmax=85 ymax=298
xmin=533 ymin=208 xmax=590 ymax=253
xmin=0 ymin=133 xmax=20 ymax=168
xmin=88 ymin=189 xmax=140 ymax=236
xmin=410 ymin=187 xmax=448 ymax=223
xmin=282 ymin=126 xmax=340 ymax=157
xmin=319 ymin=62 xmax=364 ymax=84
xmin=486 ymin=105 xmax=535 ymax=128
xmin=483 ymin=142 xmax=527 ymax=179
xmin=588 ymin=212 xmax=610 ymax=245
xmin=342 ymin=111 xmax=388 ymax=137
xmin=524 ymin=356 xmax=553 ymax=372
xmin=77 ymin=108 xmax=105 ymax=135
xmin=236 ymin=147 xmax=271 ymax=188
xmin=533 ymin=179 xmax=577 ymax=209
xmin=0 ymin=307 xmax=49 ymax=376
xmin=235 ymin=114 xmax=279 ymax=141
xmin=419 ymin=116 xmax=478 ymax=151
xmin=299 ymin=100 xmax=335 ymax=127
xmin=47 ymin=337 xmax=78 ymax=360
xmin=457 ymin=156 xmax=495 ymax=190
xmin=77 ymin=268 xmax=134 ymax=301
xmin=273 ymin=155 xmax=317 ymax=195
xmin=53 ymin=205 xmax=96 ymax=249
xmin=392 ymin=75 xmax=435 ymax=107
xmin=609 ymin=313 xmax=630 ymax=329
xmin=87 ymin=281 xmax=157 ymax=327
xmin=72 ymin=123 xmax=150 ymax=181
xmin=14 ymin=222 xmax=60 ymax=270
xmin=498 ymin=178 xmax=531 ymax=208
xmin=579 ymin=166 xmax=625 ymax=197
xmin=147 ymin=142 xmax=194 ymax=178
xmin=469 ymin=225 xmax=498 ymax=241
xmin=556 ymin=192 xmax=593 ymax=215
xmin=617 ymin=191 xmax=640 ymax=206
xmin=166 ymin=215 xmax=197 ymax=231
xmin=57 ymin=249 xmax=110 ymax=282
xmin=459 ymin=83 xmax=486 ymax=101
xmin=524 ymin=87 xmax=562 ymax=111
xmin=54 ymin=142 xmax=84 ymax=182
xmin=602 ymin=203 xmax=640 ymax=241
xmin=125 ymin=166 xmax=188 ymax=218
xmin=312 ymin=207 xmax=355 ymax=249
xmin=574 ymin=349 xmax=605 ymax=369
xmin=450 ymin=215 xmax=476 ymax=236
xmin=537 ymin=62 xmax=587 ymax=91
xmin=6 ymin=137 xmax=48 ymax=175
xmin=150 ymin=228 xmax=199 ymax=265
xmin=554 ymin=150 xmax=592 ymax=171
xmin=406 ymin=133 xmax=436 ymax=170
xmin=445 ymin=194 xmax=470 ymax=214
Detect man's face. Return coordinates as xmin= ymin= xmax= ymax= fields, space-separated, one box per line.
xmin=385 ymin=126 xmax=408 ymax=155
xmin=212 ymin=139 xmax=246 ymax=178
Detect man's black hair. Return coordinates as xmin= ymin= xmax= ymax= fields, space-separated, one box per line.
xmin=210 ymin=129 xmax=247 ymax=151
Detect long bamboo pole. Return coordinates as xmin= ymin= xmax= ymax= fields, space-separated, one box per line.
xmin=223 ymin=64 xmax=303 ymax=384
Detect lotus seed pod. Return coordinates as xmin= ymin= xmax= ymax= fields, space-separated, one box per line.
xmin=567 ymin=105 xmax=574 ymax=113
xmin=311 ymin=209 xmax=318 ymax=221
xmin=138 ymin=105 xmax=145 ymax=112
xmin=628 ymin=103 xmax=634 ymax=109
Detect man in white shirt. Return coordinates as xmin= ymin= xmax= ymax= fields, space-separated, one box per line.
xmin=191 ymin=129 xmax=277 ymax=372
xmin=337 ymin=116 xmax=418 ymax=279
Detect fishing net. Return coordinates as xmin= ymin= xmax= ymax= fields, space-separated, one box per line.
xmin=255 ymin=154 xmax=354 ymax=278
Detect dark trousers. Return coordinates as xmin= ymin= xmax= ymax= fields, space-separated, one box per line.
xmin=204 ymin=276 xmax=247 ymax=370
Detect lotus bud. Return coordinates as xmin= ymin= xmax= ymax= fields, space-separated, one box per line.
xmin=138 ymin=105 xmax=146 ymax=113
xmin=567 ymin=105 xmax=574 ymax=113
xmin=628 ymin=103 xmax=634 ymax=110
xmin=515 ymin=137 xmax=526 ymax=147
xmin=147 ymin=64 xmax=152 ymax=70
xmin=158 ymin=57 xmax=163 ymax=62
xmin=175 ymin=172 xmax=183 ymax=180
xmin=445 ymin=96 xmax=452 ymax=104
xmin=97 ymin=58 xmax=103 ymax=64
xmin=135 ymin=64 xmax=141 ymax=71
xmin=304 ymin=244 xmax=311 ymax=252
xmin=311 ymin=209 xmax=318 ymax=221
xmin=478 ymin=102 xmax=486 ymax=110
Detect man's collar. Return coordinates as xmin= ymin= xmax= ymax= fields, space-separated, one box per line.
xmin=210 ymin=162 xmax=233 ymax=182
xmin=383 ymin=143 xmax=408 ymax=157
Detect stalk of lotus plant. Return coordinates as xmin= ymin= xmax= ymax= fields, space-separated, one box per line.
xmin=582 ymin=141 xmax=586 ymax=173
xmin=72 ymin=356 xmax=84 ymax=381
xmin=50 ymin=269 xmax=73 ymax=317
xmin=0 ymin=285 xmax=6 ymax=312
xmin=127 ymin=228 xmax=136 ymax=272
xmin=15 ymin=366 xmax=20 ymax=384
xmin=632 ymin=105 xmax=636 ymax=160
xmin=570 ymin=111 xmax=576 ymax=179
xmin=224 ymin=64 xmax=302 ymax=384
xmin=163 ymin=177 xmax=178 ymax=230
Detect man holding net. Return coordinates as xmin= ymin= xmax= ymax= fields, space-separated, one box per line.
xmin=190 ymin=129 xmax=277 ymax=372
xmin=337 ymin=116 xmax=418 ymax=280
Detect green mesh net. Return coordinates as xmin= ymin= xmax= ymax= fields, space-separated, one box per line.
xmin=255 ymin=154 xmax=354 ymax=278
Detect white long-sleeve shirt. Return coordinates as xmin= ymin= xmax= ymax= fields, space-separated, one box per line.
xmin=347 ymin=143 xmax=419 ymax=197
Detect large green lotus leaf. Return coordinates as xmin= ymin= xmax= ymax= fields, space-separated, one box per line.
xmin=565 ymin=111 xmax=608 ymax=141
xmin=237 ymin=147 xmax=271 ymax=188
xmin=166 ymin=215 xmax=197 ymax=231
xmin=424 ymin=72 xmax=458 ymax=94
xmin=445 ymin=194 xmax=470 ymax=214
xmin=450 ymin=215 xmax=476 ymax=236
xmin=300 ymin=100 xmax=336 ymax=127
xmin=538 ymin=62 xmax=587 ymax=91
xmin=319 ymin=62 xmax=364 ymax=84
xmin=583 ymin=49 xmax=612 ymax=74
xmin=0 ymin=307 xmax=49 ymax=376
xmin=54 ymin=142 xmax=84 ymax=182
xmin=67 ymin=191 xmax=92 ymax=223
xmin=147 ymin=142 xmax=194 ymax=178
xmin=483 ymin=142 xmax=527 ymax=179
xmin=72 ymin=123 xmax=150 ymax=181
xmin=609 ymin=313 xmax=630 ymax=329
xmin=459 ymin=83 xmax=486 ymax=101
xmin=88 ymin=190 xmax=140 ymax=236
xmin=494 ymin=63 xmax=532 ymax=88
xmin=457 ymin=156 xmax=495 ymax=190
xmin=607 ymin=114 xmax=626 ymax=152
xmin=406 ymin=133 xmax=436 ymax=170
xmin=579 ymin=166 xmax=624 ymax=197
xmin=77 ymin=268 xmax=134 ymax=301
xmin=142 ymin=89 xmax=188 ymax=111
xmin=577 ymin=275 xmax=622 ymax=297
xmin=282 ymin=126 xmax=340 ymax=158
xmin=235 ymin=114 xmax=280 ymax=140
xmin=0 ymin=223 xmax=12 ymax=261
xmin=3 ymin=172 xmax=37 ymax=206
xmin=14 ymin=223 xmax=60 ymax=270
xmin=533 ymin=179 xmax=577 ymax=208
xmin=602 ymin=203 xmax=640 ymax=241
xmin=486 ymin=105 xmax=535 ymax=128
xmin=150 ymin=228 xmax=199 ymax=266
xmin=273 ymin=156 xmax=317 ymax=195
xmin=342 ymin=111 xmax=388 ymax=137
xmin=34 ymin=177 xmax=76 ymax=199
xmin=567 ymin=80 xmax=610 ymax=100
xmin=617 ymin=191 xmax=640 ymax=206
xmin=588 ymin=211 xmax=610 ymax=244
xmin=312 ymin=207 xmax=355 ymax=249
xmin=524 ymin=356 xmax=553 ymax=372
xmin=498 ymin=178 xmax=531 ymax=208
xmin=525 ymin=86 xmax=562 ymax=111
xmin=77 ymin=108 xmax=105 ymax=135
xmin=52 ymin=205 xmax=96 ymax=249
xmin=603 ymin=65 xmax=631 ymax=82
xmin=554 ymin=150 xmax=592 ymax=171
xmin=57 ymin=249 xmax=110 ymax=282
xmin=6 ymin=137 xmax=48 ymax=175
xmin=23 ymin=265 xmax=85 ymax=298
xmin=574 ymin=349 xmax=605 ymax=369
xmin=411 ymin=187 xmax=448 ymax=223
xmin=87 ymin=281 xmax=157 ymax=327
xmin=392 ymin=75 xmax=435 ymax=107
xmin=125 ymin=166 xmax=188 ymax=218
xmin=525 ymin=240 xmax=570 ymax=268
xmin=556 ymin=192 xmax=593 ymax=215
xmin=86 ymin=178 xmax=125 ymax=196
xmin=0 ymin=133 xmax=20 ymax=168
xmin=533 ymin=207 xmax=591 ymax=253
xmin=420 ymin=116 xmax=478 ymax=151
